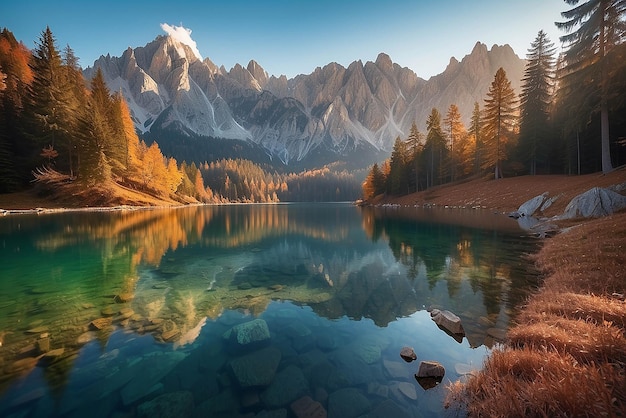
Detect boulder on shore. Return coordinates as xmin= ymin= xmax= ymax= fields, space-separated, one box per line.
xmin=559 ymin=187 xmax=626 ymax=220
xmin=517 ymin=192 xmax=548 ymax=217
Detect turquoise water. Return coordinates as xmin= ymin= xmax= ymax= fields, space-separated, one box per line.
xmin=0 ymin=204 xmax=539 ymax=417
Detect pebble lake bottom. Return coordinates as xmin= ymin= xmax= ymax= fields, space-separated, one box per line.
xmin=0 ymin=203 xmax=540 ymax=417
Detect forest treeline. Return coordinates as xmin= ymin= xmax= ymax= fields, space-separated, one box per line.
xmin=0 ymin=27 xmax=362 ymax=202
xmin=363 ymin=5 xmax=626 ymax=200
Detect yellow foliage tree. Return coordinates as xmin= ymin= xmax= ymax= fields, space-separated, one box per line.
xmin=137 ymin=141 xmax=168 ymax=194
xmin=166 ymin=157 xmax=183 ymax=194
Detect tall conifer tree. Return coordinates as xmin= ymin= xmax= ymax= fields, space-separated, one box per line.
xmin=556 ymin=0 xmax=626 ymax=174
xmin=518 ymin=30 xmax=556 ymax=175
xmin=423 ymin=108 xmax=447 ymax=187
xmin=482 ymin=68 xmax=518 ymax=179
xmin=470 ymin=102 xmax=482 ymax=173
xmin=444 ymin=104 xmax=465 ymax=181
xmin=27 ymin=27 xmax=73 ymax=164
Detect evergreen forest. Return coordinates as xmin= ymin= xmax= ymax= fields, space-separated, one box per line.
xmin=363 ymin=3 xmax=626 ymax=200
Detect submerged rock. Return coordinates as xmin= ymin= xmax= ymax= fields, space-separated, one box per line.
xmin=290 ymin=395 xmax=327 ymax=418
xmin=230 ymin=346 xmax=282 ymax=387
xmin=367 ymin=399 xmax=411 ymax=418
xmin=137 ymin=391 xmax=194 ymax=418
xmin=327 ymin=388 xmax=371 ymax=418
xmin=120 ymin=351 xmax=187 ymax=406
xmin=223 ymin=318 xmax=271 ymax=347
xmin=395 ymin=381 xmax=417 ymax=400
xmin=89 ymin=317 xmax=112 ymax=330
xmin=261 ymin=365 xmax=309 ymax=407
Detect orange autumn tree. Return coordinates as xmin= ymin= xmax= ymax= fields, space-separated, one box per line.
xmin=111 ymin=93 xmax=141 ymax=182
xmin=137 ymin=141 xmax=169 ymax=195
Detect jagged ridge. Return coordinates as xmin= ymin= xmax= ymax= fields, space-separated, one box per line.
xmin=85 ymin=37 xmax=524 ymax=167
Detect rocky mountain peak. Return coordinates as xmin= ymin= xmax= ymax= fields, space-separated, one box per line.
xmin=247 ymin=60 xmax=268 ymax=88
xmin=86 ymin=35 xmax=526 ymax=168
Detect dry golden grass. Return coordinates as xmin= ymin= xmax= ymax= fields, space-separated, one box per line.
xmin=0 ymin=178 xmax=184 ymax=210
xmin=447 ymin=348 xmax=621 ymax=417
xmin=448 ymin=212 xmax=626 ymax=417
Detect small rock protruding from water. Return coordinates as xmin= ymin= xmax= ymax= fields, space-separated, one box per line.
xmin=400 ymin=346 xmax=417 ymax=362
xmin=415 ymin=360 xmax=445 ymax=390
xmin=431 ymin=309 xmax=465 ymax=336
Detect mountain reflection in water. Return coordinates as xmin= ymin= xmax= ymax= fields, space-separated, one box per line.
xmin=0 ymin=204 xmax=539 ymax=417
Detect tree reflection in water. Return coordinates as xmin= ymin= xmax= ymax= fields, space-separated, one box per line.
xmin=0 ymin=204 xmax=539 ymax=394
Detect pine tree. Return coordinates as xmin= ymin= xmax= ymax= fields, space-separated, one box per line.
xmin=423 ymin=108 xmax=447 ymax=187
xmin=89 ymin=68 xmax=126 ymax=178
xmin=556 ymin=0 xmax=626 ymax=174
xmin=113 ymin=93 xmax=142 ymax=182
xmin=27 ymin=27 xmax=74 ymax=170
xmin=0 ymin=28 xmax=33 ymax=190
xmin=518 ymin=30 xmax=556 ymax=175
xmin=60 ymin=44 xmax=85 ymax=178
xmin=406 ymin=122 xmax=424 ymax=192
xmin=444 ymin=104 xmax=465 ymax=181
xmin=362 ymin=163 xmax=386 ymax=199
xmin=470 ymin=102 xmax=482 ymax=173
xmin=388 ymin=136 xmax=410 ymax=195
xmin=482 ymin=68 xmax=518 ymax=179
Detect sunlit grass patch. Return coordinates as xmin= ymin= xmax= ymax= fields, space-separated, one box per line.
xmin=447 ymin=347 xmax=623 ymax=417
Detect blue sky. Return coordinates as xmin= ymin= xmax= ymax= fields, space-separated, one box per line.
xmin=3 ymin=0 xmax=567 ymax=79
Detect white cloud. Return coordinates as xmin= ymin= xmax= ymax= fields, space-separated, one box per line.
xmin=160 ymin=23 xmax=202 ymax=60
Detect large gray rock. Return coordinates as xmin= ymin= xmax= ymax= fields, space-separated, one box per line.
xmin=517 ymin=192 xmax=548 ymax=217
xmin=223 ymin=318 xmax=271 ymax=347
xmin=560 ymin=187 xmax=626 ymax=219
xmin=230 ymin=346 xmax=282 ymax=387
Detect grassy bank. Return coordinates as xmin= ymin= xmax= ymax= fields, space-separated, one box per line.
xmin=447 ymin=212 xmax=626 ymax=416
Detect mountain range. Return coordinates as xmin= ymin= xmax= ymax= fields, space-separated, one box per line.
xmin=85 ymin=36 xmax=525 ymax=169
